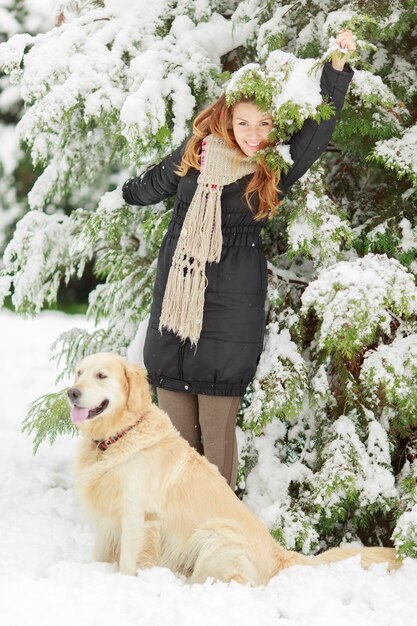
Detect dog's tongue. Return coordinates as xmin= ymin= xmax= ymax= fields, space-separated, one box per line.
xmin=71 ymin=406 xmax=90 ymax=424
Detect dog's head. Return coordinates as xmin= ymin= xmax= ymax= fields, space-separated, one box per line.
xmin=67 ymin=352 xmax=151 ymax=437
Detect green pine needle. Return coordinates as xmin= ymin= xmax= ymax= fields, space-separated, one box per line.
xmin=22 ymin=390 xmax=76 ymax=454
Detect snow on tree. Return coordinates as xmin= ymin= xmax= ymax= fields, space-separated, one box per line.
xmin=1 ymin=0 xmax=417 ymax=556
xmin=0 ymin=0 xmax=57 ymax=254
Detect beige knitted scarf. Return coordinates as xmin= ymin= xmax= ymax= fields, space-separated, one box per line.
xmin=158 ymin=134 xmax=257 ymax=346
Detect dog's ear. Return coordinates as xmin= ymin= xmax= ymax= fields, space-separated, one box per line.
xmin=124 ymin=363 xmax=152 ymax=414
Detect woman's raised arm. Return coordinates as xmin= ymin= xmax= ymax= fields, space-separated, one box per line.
xmin=280 ymin=29 xmax=356 ymax=193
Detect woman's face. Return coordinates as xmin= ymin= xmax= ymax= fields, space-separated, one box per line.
xmin=232 ymin=102 xmax=273 ymax=157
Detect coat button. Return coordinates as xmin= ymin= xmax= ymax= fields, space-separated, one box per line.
xmin=184 ymin=384 xmax=189 ymax=390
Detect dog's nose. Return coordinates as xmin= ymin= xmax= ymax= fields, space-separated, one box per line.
xmin=67 ymin=387 xmax=81 ymax=402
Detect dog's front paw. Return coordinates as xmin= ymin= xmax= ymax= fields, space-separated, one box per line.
xmin=119 ymin=560 xmax=138 ymax=576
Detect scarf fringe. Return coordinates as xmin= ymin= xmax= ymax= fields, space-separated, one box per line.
xmin=158 ymin=135 xmax=256 ymax=346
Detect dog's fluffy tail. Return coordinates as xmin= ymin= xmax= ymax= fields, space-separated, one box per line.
xmin=311 ymin=546 xmax=401 ymax=570
xmin=274 ymin=545 xmax=401 ymax=576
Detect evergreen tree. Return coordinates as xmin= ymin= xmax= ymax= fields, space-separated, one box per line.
xmin=0 ymin=0 xmax=57 ymax=253
xmin=1 ymin=0 xmax=417 ymax=556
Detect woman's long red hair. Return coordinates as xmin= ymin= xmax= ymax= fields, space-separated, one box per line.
xmin=176 ymin=94 xmax=282 ymax=220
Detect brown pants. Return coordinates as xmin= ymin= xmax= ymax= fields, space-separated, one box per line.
xmin=156 ymin=388 xmax=241 ymax=490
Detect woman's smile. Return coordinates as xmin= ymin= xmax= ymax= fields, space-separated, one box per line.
xmin=232 ymin=102 xmax=273 ymax=157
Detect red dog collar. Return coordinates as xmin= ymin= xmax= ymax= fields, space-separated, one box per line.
xmin=94 ymin=418 xmax=142 ymax=451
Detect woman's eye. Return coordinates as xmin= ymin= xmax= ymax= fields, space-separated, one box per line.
xmin=97 ymin=372 xmax=107 ymax=379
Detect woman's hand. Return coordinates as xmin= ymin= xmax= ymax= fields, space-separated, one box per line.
xmin=331 ymin=29 xmax=356 ymax=71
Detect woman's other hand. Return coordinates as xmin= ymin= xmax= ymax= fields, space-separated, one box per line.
xmin=331 ymin=29 xmax=356 ymax=71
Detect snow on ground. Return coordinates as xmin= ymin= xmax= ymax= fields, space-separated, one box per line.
xmin=0 ymin=309 xmax=417 ymax=626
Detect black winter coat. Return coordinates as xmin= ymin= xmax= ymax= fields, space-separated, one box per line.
xmin=123 ymin=62 xmax=353 ymax=397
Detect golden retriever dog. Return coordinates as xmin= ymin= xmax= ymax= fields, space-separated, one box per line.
xmin=67 ymin=352 xmax=401 ymax=585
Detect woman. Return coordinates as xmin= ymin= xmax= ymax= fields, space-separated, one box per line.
xmin=123 ymin=30 xmax=356 ymax=490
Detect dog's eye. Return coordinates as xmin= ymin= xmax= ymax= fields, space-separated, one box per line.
xmin=76 ymin=370 xmax=82 ymax=377
xmin=97 ymin=372 xmax=107 ymax=380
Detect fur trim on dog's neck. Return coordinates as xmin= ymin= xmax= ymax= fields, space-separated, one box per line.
xmin=93 ymin=417 xmax=143 ymax=451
